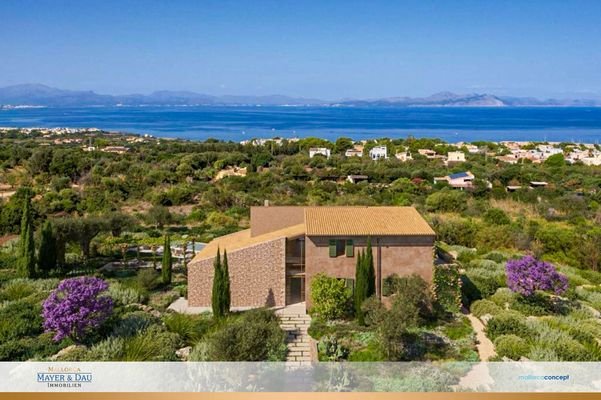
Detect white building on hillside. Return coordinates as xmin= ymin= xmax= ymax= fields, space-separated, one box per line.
xmin=309 ymin=147 xmax=331 ymax=159
xmin=369 ymin=146 xmax=388 ymax=160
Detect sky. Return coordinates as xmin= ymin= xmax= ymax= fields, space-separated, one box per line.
xmin=0 ymin=0 xmax=600 ymax=99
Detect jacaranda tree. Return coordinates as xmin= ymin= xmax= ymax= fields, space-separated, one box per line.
xmin=42 ymin=277 xmax=113 ymax=342
xmin=506 ymin=255 xmax=568 ymax=297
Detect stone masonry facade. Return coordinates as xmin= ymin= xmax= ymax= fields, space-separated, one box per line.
xmin=188 ymin=238 xmax=286 ymax=308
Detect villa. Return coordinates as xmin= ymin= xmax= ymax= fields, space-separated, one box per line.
xmin=309 ymin=147 xmax=331 ymax=159
xmin=187 ymin=206 xmax=435 ymax=309
xmin=369 ymin=145 xmax=388 ymax=161
xmin=434 ymin=171 xmax=476 ymax=189
xmin=446 ymin=151 xmax=466 ymax=163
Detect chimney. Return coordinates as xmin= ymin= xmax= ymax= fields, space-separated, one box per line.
xmin=264 ymin=199 xmax=270 ymax=207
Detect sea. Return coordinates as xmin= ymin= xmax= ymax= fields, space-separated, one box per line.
xmin=1 ymin=106 xmax=601 ymax=143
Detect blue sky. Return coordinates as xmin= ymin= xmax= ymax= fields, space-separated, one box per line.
xmin=1 ymin=0 xmax=600 ymax=99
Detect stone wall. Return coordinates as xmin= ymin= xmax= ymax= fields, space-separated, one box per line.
xmin=188 ymin=238 xmax=286 ymax=308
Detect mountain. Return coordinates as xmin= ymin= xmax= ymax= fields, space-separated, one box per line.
xmin=0 ymin=84 xmax=599 ymax=107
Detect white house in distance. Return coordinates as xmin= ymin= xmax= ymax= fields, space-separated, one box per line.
xmin=434 ymin=171 xmax=476 ymax=189
xmin=369 ymin=145 xmax=388 ymax=161
xmin=395 ymin=152 xmax=413 ymax=162
xmin=447 ymin=151 xmax=466 ymax=163
xmin=309 ymin=147 xmax=331 ymax=159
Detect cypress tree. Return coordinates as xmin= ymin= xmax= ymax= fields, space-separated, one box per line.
xmin=162 ymin=235 xmax=172 ymax=284
xmin=355 ymin=249 xmax=368 ymax=324
xmin=365 ymin=237 xmax=376 ymax=297
xmin=38 ymin=220 xmax=57 ymax=277
xmin=18 ymin=196 xmax=36 ymax=278
xmin=211 ymin=248 xmax=224 ymax=318
xmin=222 ymin=249 xmax=231 ymax=315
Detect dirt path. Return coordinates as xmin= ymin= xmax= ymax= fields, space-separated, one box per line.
xmin=463 ymin=309 xmax=496 ymax=361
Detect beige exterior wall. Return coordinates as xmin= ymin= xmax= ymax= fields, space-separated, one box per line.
xmin=304 ymin=235 xmax=435 ymax=308
xmin=249 ymin=206 xmax=305 ymax=237
xmin=188 ymin=238 xmax=286 ymax=308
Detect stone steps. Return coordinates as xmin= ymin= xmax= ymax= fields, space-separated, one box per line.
xmin=278 ymin=313 xmax=313 ymax=362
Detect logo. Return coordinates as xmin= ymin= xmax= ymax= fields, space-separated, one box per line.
xmin=37 ymin=366 xmax=93 ymax=389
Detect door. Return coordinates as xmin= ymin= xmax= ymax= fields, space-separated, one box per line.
xmin=287 ymin=276 xmax=305 ymax=304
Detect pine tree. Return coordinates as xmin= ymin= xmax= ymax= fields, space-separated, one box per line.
xmin=161 ymin=235 xmax=172 ymax=284
xmin=38 ymin=220 xmax=57 ymax=277
xmin=222 ymin=250 xmax=231 ymax=314
xmin=211 ymin=248 xmax=224 ymax=318
xmin=18 ymin=196 xmax=36 ymax=278
xmin=365 ymin=237 xmax=376 ymax=297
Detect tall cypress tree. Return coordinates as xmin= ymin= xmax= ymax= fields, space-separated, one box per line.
xmin=355 ymin=249 xmax=368 ymax=324
xmin=162 ymin=234 xmax=172 ymax=284
xmin=18 ymin=196 xmax=36 ymax=278
xmin=38 ymin=220 xmax=57 ymax=277
xmin=211 ymin=248 xmax=224 ymax=318
xmin=365 ymin=237 xmax=376 ymax=297
xmin=222 ymin=249 xmax=231 ymax=315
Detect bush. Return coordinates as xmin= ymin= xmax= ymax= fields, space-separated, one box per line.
xmin=0 ymin=332 xmax=66 ymax=361
xmin=470 ymin=299 xmax=502 ymax=318
xmin=494 ymin=334 xmax=529 ymax=360
xmin=309 ymin=273 xmax=352 ymax=320
xmin=317 ymin=335 xmax=349 ymax=361
xmin=112 ymin=311 xmax=157 ymax=338
xmin=136 ymin=268 xmax=160 ymax=291
xmin=485 ymin=311 xmax=531 ymax=341
xmin=489 ymin=288 xmax=517 ymax=308
xmin=483 ymin=208 xmax=511 ymax=225
xmin=426 ymin=190 xmax=467 ymax=213
xmin=307 ymin=318 xmax=330 ymax=340
xmin=163 ymin=312 xmax=211 ymax=345
xmin=434 ymin=219 xmax=477 ymax=247
xmin=361 ymin=296 xmax=386 ymax=326
xmin=42 ymin=277 xmax=113 ymax=342
xmin=87 ymin=336 xmax=126 ymax=361
xmin=205 ymin=309 xmax=287 ymax=361
xmin=121 ymin=325 xmax=180 ymax=361
xmin=432 ymin=264 xmax=461 ymax=313
xmin=386 ymin=274 xmax=434 ymax=321
xmin=461 ymin=268 xmax=505 ymax=304
xmin=0 ymin=298 xmax=43 ymax=343
xmin=108 ymin=282 xmax=144 ymax=305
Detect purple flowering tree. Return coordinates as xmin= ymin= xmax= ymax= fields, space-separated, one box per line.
xmin=506 ymin=255 xmax=568 ymax=297
xmin=42 ymin=276 xmax=113 ymax=342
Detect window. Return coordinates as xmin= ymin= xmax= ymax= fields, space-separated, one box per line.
xmin=328 ymin=239 xmax=348 ymax=257
xmin=345 ymin=239 xmax=354 ymax=257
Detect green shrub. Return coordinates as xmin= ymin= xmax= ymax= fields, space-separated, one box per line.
xmin=317 ymin=335 xmax=349 ymax=361
xmin=361 ymin=296 xmax=386 ymax=326
xmin=163 ymin=312 xmax=211 ymax=345
xmin=309 ymin=273 xmax=352 ymax=320
xmin=0 ymin=280 xmax=35 ymax=301
xmin=307 ymin=318 xmax=331 ymax=340
xmin=441 ymin=316 xmax=473 ymax=340
xmin=485 ymin=311 xmax=531 ymax=341
xmin=112 ymin=311 xmax=157 ymax=338
xmin=0 ymin=332 xmax=66 ymax=361
xmin=483 ymin=208 xmax=511 ymax=225
xmin=426 ymin=190 xmax=468 ymax=213
xmin=489 ymin=287 xmax=517 ymax=308
xmin=0 ymin=298 xmax=43 ymax=342
xmin=108 ymin=282 xmax=144 ymax=305
xmin=136 ymin=268 xmax=160 ymax=291
xmin=205 ymin=309 xmax=287 ymax=361
xmin=87 ymin=336 xmax=125 ymax=361
xmin=122 ymin=325 xmax=180 ymax=361
xmin=370 ymin=365 xmax=457 ymax=392
xmin=461 ymin=268 xmax=505 ymax=304
xmin=470 ymin=299 xmax=502 ymax=318
xmin=483 ymin=251 xmax=508 ymax=263
xmin=432 ymin=264 xmax=462 ymax=313
xmin=494 ymin=334 xmax=529 ymax=360
xmin=527 ymin=345 xmax=559 ymax=361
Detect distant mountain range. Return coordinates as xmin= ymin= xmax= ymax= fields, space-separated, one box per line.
xmin=0 ymin=84 xmax=599 ymax=107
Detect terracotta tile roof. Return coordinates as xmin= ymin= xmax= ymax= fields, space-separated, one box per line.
xmin=304 ymin=206 xmax=435 ymax=236
xmin=193 ymin=223 xmax=305 ymax=261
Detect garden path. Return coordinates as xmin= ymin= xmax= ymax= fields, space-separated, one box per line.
xmin=275 ymin=303 xmax=314 ymax=362
xmin=463 ymin=310 xmax=496 ymax=361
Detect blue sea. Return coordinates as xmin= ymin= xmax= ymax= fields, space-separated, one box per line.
xmin=1 ymin=106 xmax=601 ymax=143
